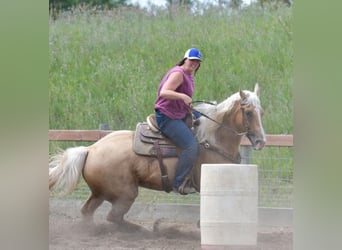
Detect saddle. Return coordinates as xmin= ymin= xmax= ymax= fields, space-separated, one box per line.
xmin=133 ymin=115 xmax=179 ymax=193
xmin=133 ymin=114 xmax=199 ymax=193
xmin=133 ymin=115 xmax=178 ymax=158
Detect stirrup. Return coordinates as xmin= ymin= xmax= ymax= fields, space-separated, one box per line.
xmin=176 ymin=186 xmax=196 ymax=195
xmin=176 ymin=178 xmax=196 ymax=195
xmin=146 ymin=114 xmax=159 ymax=132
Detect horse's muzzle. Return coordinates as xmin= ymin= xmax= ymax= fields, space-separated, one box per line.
xmin=254 ymin=139 xmax=266 ymax=150
xmin=247 ymin=133 xmax=266 ymax=150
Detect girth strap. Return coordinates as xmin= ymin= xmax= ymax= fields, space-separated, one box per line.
xmin=153 ymin=141 xmax=172 ymax=193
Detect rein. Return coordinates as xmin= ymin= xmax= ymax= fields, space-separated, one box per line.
xmin=191 ymin=100 xmax=248 ymax=136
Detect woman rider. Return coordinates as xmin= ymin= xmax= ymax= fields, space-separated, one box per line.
xmin=154 ymin=48 xmax=202 ymax=195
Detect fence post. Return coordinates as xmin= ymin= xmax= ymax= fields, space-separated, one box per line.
xmin=240 ymin=145 xmax=252 ymax=164
xmin=99 ymin=124 xmax=110 ymax=130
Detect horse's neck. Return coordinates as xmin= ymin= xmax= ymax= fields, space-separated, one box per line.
xmin=215 ymin=126 xmax=242 ymax=156
xmin=195 ymin=115 xmax=242 ymax=156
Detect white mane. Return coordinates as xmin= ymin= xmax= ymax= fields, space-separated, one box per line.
xmin=195 ymin=90 xmax=261 ymax=143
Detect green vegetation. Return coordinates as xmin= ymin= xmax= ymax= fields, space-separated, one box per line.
xmin=49 ymin=4 xmax=292 ymax=132
xmin=49 ymin=4 xmax=293 ymax=207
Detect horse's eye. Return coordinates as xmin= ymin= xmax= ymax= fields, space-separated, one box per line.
xmin=245 ymin=111 xmax=253 ymax=118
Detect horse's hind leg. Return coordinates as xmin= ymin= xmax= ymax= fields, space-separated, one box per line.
xmin=81 ymin=193 xmax=104 ymax=222
xmin=106 ymin=198 xmax=134 ymax=225
xmin=107 ymin=198 xmax=146 ymax=232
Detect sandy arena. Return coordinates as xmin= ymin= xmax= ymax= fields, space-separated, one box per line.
xmin=49 ymin=199 xmax=292 ymax=250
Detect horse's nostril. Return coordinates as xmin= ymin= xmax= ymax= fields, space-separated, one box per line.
xmin=253 ymin=139 xmax=265 ymax=150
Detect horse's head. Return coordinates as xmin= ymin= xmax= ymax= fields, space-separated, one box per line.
xmin=194 ymin=83 xmax=266 ymax=152
xmin=237 ymin=83 xmax=266 ymax=150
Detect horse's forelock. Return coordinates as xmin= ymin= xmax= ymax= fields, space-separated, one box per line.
xmin=245 ymin=90 xmax=262 ymax=113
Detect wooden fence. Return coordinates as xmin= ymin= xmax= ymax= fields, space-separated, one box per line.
xmin=48 ymin=129 xmax=293 ymax=147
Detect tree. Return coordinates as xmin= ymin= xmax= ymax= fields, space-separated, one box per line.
xmin=229 ymin=0 xmax=243 ymax=9
xmin=166 ymin=0 xmax=193 ymax=8
xmin=49 ymin=0 xmax=129 ymax=12
xmin=165 ymin=0 xmax=193 ymax=19
xmin=258 ymin=0 xmax=293 ymax=7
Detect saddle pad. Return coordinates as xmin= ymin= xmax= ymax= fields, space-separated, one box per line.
xmin=133 ymin=122 xmax=178 ymax=157
xmin=139 ymin=122 xmax=165 ymax=140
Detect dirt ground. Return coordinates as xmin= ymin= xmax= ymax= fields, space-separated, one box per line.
xmin=49 ymin=199 xmax=292 ymax=250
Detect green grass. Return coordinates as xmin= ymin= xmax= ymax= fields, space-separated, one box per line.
xmin=49 ymin=4 xmax=293 ymax=207
xmin=49 ymin=4 xmax=292 ymax=133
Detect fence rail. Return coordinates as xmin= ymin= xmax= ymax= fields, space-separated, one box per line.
xmin=48 ymin=129 xmax=293 ymax=147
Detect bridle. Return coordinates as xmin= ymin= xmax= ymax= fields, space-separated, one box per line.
xmin=191 ymin=100 xmax=254 ymax=163
xmin=191 ymin=100 xmax=250 ymax=136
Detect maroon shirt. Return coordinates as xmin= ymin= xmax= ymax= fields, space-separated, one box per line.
xmin=154 ymin=66 xmax=194 ymax=119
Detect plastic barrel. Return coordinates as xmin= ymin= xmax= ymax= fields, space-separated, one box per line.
xmin=200 ymin=164 xmax=258 ymax=248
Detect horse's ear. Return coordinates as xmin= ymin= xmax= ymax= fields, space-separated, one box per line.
xmin=239 ymin=89 xmax=248 ymax=104
xmin=254 ymin=83 xmax=260 ymax=96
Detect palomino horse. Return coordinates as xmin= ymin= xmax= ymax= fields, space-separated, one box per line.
xmin=49 ymin=83 xmax=266 ymax=226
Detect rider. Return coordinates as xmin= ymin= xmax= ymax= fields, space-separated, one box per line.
xmin=154 ymin=48 xmax=202 ymax=195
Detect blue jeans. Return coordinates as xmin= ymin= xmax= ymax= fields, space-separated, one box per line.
xmin=155 ymin=110 xmax=199 ymax=189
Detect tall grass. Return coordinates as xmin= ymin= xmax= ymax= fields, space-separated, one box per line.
xmin=49 ymin=4 xmax=292 ymax=133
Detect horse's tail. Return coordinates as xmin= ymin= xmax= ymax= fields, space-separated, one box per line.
xmin=49 ymin=146 xmax=89 ymax=195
